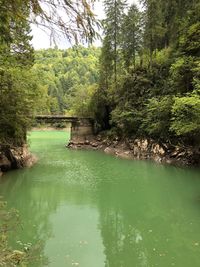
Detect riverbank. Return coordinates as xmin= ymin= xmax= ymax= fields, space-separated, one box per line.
xmin=0 ymin=144 xmax=37 ymax=176
xmin=67 ymin=135 xmax=200 ymax=167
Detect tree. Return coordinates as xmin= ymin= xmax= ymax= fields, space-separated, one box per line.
xmin=1 ymin=0 xmax=98 ymax=44
xmin=171 ymin=94 xmax=200 ymax=139
xmin=0 ymin=0 xmax=99 ymax=146
xmin=121 ymin=4 xmax=142 ymax=69
xmin=142 ymin=0 xmax=165 ymax=68
xmin=0 ymin=1 xmax=37 ymax=145
xmin=141 ymin=96 xmax=174 ymax=139
xmin=102 ymin=0 xmax=127 ymax=88
xmin=33 ymin=46 xmax=100 ymax=116
xmin=92 ymin=0 xmax=200 ymax=146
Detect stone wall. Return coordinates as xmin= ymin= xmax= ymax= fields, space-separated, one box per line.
xmin=70 ymin=118 xmax=94 ymax=142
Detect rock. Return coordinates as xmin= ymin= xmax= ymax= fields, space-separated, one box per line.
xmin=104 ymin=147 xmax=115 ymax=155
xmin=102 ymin=139 xmax=108 ymax=145
xmin=96 ymin=135 xmax=102 ymax=142
xmin=112 ymin=141 xmax=118 ymax=147
xmin=165 ymin=158 xmax=173 ymax=164
xmin=91 ymin=142 xmax=98 ymax=147
xmin=134 ymin=139 xmax=148 ymax=151
xmin=141 ymin=139 xmax=148 ymax=151
xmin=171 ymin=147 xmax=182 ymax=157
xmin=78 ymin=142 xmax=84 ymax=146
xmin=66 ymin=134 xmax=200 ymax=167
xmin=0 ymin=145 xmax=36 ymax=172
xmin=152 ymin=144 xmax=165 ymax=156
xmin=84 ymin=140 xmax=90 ymax=145
xmin=116 ymin=150 xmax=133 ymax=159
xmin=176 ymin=151 xmax=186 ymax=158
xmin=154 ymin=155 xmax=162 ymax=163
xmin=0 ymin=154 xmax=11 ymax=171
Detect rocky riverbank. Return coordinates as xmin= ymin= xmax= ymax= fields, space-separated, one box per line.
xmin=0 ymin=144 xmax=37 ymax=176
xmin=67 ymin=135 xmax=200 ymax=167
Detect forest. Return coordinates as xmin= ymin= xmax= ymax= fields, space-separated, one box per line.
xmin=33 ymin=46 xmax=100 ymax=116
xmin=93 ymin=0 xmax=200 ymax=146
xmin=0 ymin=0 xmax=200 ymax=146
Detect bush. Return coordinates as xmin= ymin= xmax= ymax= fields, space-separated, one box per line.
xmin=111 ymin=107 xmax=142 ymax=136
xmin=170 ymin=94 xmax=200 ymax=137
xmin=0 ymin=67 xmax=40 ymax=145
xmin=141 ymin=96 xmax=174 ymax=139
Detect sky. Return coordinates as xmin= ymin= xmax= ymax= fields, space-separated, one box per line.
xmin=31 ymin=0 xmax=140 ymax=50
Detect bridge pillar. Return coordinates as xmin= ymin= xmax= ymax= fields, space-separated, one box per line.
xmin=70 ymin=118 xmax=94 ymax=142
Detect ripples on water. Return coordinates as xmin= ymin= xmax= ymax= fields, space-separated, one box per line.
xmin=0 ymin=131 xmax=200 ymax=267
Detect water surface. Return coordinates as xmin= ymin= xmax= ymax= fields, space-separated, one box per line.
xmin=0 ymin=131 xmax=200 ymax=267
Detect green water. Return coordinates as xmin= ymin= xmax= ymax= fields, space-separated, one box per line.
xmin=1 ymin=131 xmax=200 ymax=267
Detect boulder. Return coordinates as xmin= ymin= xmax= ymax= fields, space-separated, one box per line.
xmin=152 ymin=144 xmax=165 ymax=156
xmin=104 ymin=147 xmax=115 ymax=155
xmin=84 ymin=140 xmax=90 ymax=145
xmin=0 ymin=154 xmax=11 ymax=171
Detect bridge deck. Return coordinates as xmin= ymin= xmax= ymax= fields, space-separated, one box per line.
xmin=35 ymin=115 xmax=93 ymax=123
xmin=35 ymin=115 xmax=78 ymax=120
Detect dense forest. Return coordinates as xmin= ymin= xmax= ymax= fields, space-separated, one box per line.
xmin=92 ymin=0 xmax=200 ymax=146
xmin=0 ymin=0 xmax=200 ymax=147
xmin=33 ymin=46 xmax=100 ymax=116
xmin=32 ymin=0 xmax=200 ymax=147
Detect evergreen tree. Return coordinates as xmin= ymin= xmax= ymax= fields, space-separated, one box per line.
xmin=142 ymin=0 xmax=165 ymax=68
xmin=102 ymin=0 xmax=127 ymax=88
xmin=0 ymin=1 xmax=37 ymax=145
xmin=93 ymin=0 xmax=200 ymax=144
xmin=121 ymin=4 xmax=142 ymax=69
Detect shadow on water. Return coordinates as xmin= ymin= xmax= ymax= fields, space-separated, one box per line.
xmin=1 ymin=131 xmax=200 ymax=267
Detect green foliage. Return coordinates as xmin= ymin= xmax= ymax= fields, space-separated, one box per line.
xmin=111 ymin=107 xmax=142 ymax=136
xmin=33 ymin=46 xmax=100 ymax=116
xmin=142 ymin=96 xmax=174 ymax=139
xmin=171 ymin=95 xmax=200 ymax=136
xmin=0 ymin=67 xmax=40 ymax=145
xmin=179 ymin=22 xmax=200 ymax=56
xmin=101 ymin=0 xmax=127 ymax=90
xmin=110 ymin=69 xmax=152 ymax=136
xmin=0 ymin=1 xmax=39 ymax=146
xmin=94 ymin=0 xmax=200 ymax=147
xmin=121 ymin=4 xmax=142 ymax=69
xmin=170 ymin=56 xmax=199 ymax=94
xmin=0 ymin=0 xmax=100 ymax=147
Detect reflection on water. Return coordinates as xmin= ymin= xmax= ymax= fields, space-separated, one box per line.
xmin=0 ymin=131 xmax=200 ymax=267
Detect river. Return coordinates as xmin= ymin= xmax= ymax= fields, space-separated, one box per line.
xmin=0 ymin=131 xmax=200 ymax=267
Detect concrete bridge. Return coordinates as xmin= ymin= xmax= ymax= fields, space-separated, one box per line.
xmin=35 ymin=115 xmax=94 ymax=141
